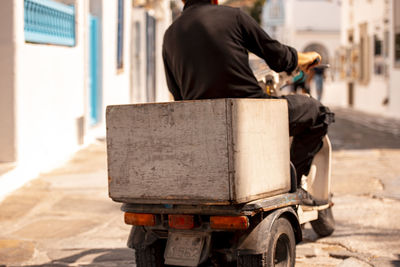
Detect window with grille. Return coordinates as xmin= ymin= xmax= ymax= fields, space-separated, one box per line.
xmin=24 ymin=0 xmax=75 ymax=46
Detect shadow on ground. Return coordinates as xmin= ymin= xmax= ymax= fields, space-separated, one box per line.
xmin=392 ymin=255 xmax=400 ymax=267
xmin=21 ymin=248 xmax=134 ymax=267
xmin=329 ymin=116 xmax=400 ymax=151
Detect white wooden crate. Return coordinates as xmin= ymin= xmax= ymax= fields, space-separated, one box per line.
xmin=106 ymin=99 xmax=290 ymax=205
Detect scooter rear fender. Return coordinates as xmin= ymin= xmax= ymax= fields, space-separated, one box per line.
xmin=237 ymin=206 xmax=302 ymax=256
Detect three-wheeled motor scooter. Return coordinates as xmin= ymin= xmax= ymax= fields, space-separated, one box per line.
xmin=106 ymin=64 xmax=334 ymax=267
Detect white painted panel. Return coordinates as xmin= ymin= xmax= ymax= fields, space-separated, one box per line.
xmin=232 ymin=99 xmax=290 ymax=202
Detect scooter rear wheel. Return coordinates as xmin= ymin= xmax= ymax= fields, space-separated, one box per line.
xmin=237 ymin=217 xmax=296 ymax=267
xmin=135 ymin=239 xmax=166 ymax=267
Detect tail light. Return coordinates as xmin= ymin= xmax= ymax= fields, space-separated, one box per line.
xmin=124 ymin=212 xmax=156 ymax=226
xmin=210 ymin=216 xmax=249 ymax=230
xmin=168 ymin=214 xmax=195 ymax=229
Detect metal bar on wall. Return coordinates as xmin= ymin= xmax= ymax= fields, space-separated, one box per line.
xmin=24 ymin=0 xmax=76 ymax=46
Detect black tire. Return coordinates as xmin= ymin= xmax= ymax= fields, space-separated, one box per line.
xmin=135 ymin=239 xmax=166 ymax=267
xmin=237 ymin=254 xmax=264 ymax=266
xmin=237 ymin=217 xmax=296 ymax=267
xmin=310 ymin=207 xmax=335 ymax=237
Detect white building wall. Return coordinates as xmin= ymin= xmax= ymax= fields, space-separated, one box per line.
xmin=290 ymin=31 xmax=340 ymax=64
xmin=266 ymin=0 xmax=341 ymax=52
xmin=341 ymin=0 xmax=385 ymax=44
xmin=130 ymin=0 xmax=172 ymax=104
xmin=340 ymin=0 xmax=392 ymax=116
xmin=389 ymin=0 xmax=400 ymax=118
xmin=15 ymin=0 xmax=87 ymax=168
xmin=0 ymin=1 xmax=17 ymax=162
xmin=130 ymin=8 xmax=148 ymax=103
xmin=353 ymin=79 xmax=388 ymax=114
xmin=340 ymin=0 xmax=350 ymax=45
xmin=263 ymin=0 xmax=341 ymax=104
xmin=322 ymin=81 xmax=348 ymax=107
xmin=155 ymin=0 xmax=173 ymax=102
xmin=101 ymin=0 xmax=132 ymax=112
xmin=291 ymin=0 xmax=340 ymax=31
xmin=0 ymin=0 xmax=136 ymax=199
xmin=389 ymin=70 xmax=400 ymax=118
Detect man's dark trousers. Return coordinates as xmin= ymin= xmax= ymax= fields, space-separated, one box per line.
xmin=283 ymin=94 xmax=334 ymax=185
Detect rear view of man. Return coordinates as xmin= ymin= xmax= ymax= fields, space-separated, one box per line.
xmin=162 ymin=0 xmax=334 ymax=198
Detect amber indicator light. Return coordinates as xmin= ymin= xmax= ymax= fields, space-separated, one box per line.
xmin=210 ymin=216 xmax=249 ymax=230
xmin=124 ymin=212 xmax=156 ymax=226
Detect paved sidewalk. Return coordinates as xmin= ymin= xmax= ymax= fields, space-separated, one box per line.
xmin=296 ymin=107 xmax=400 ymax=267
xmin=0 ymin=141 xmax=133 ymax=266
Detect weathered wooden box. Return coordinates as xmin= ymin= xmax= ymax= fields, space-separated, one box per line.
xmin=106 ymin=99 xmax=290 ymax=205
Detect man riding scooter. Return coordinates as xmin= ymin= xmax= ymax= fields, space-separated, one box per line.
xmin=162 ymin=0 xmax=335 ymax=201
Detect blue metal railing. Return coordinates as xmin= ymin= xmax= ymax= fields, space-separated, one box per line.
xmin=24 ymin=0 xmax=76 ymax=46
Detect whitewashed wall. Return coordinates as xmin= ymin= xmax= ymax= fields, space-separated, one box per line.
xmin=0 ymin=0 xmax=136 ymax=200
xmin=263 ymin=0 xmax=341 ymax=104
xmin=0 ymin=1 xmax=17 ymax=162
xmin=130 ymin=8 xmax=148 ymax=103
xmin=389 ymin=70 xmax=400 ymax=118
xmin=340 ymin=0 xmax=350 ymax=45
xmin=267 ymin=0 xmax=341 ymax=52
xmin=340 ymin=0 xmax=393 ymax=116
xmin=285 ymin=0 xmax=341 ymax=63
xmin=321 ymin=81 xmax=349 ymax=108
xmin=130 ymin=1 xmax=172 ymax=104
xmin=155 ymin=0 xmax=173 ymax=102
xmin=291 ymin=0 xmax=341 ymax=33
xmin=389 ymin=0 xmax=400 ymax=118
xmin=290 ymin=31 xmax=340 ymax=64
xmin=0 ymin=0 xmax=90 ymax=199
xmin=15 ymin=0 xmax=86 ymax=167
xmin=101 ymin=0 xmax=132 ymax=110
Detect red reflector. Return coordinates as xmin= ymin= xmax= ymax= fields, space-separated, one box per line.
xmin=168 ymin=214 xmax=195 ymax=229
xmin=210 ymin=216 xmax=249 ymax=230
xmin=124 ymin=213 xmax=156 ymax=226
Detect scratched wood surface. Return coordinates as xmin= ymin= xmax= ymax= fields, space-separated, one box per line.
xmin=107 ymin=99 xmax=231 ymax=204
xmin=106 ymin=99 xmax=290 ymax=205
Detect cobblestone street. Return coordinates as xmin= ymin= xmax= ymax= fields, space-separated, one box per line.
xmin=0 ymin=107 xmax=399 ymax=266
xmin=296 ymin=107 xmax=400 ymax=267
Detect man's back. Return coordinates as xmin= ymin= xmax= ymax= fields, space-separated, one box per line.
xmin=162 ymin=0 xmax=335 ymax=201
xmin=162 ymin=0 xmax=297 ymax=100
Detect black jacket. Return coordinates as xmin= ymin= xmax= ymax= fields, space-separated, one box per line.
xmin=162 ymin=0 xmax=298 ymax=100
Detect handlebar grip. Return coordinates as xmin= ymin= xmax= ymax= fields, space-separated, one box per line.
xmin=305 ymin=57 xmax=321 ymax=71
xmin=310 ymin=57 xmax=321 ymax=66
